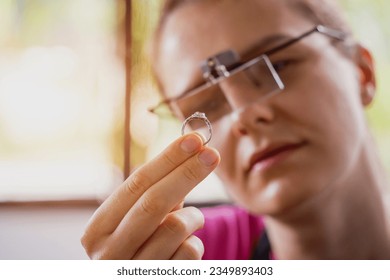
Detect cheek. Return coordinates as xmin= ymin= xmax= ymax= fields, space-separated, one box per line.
xmin=281 ymin=58 xmax=366 ymax=184
xmin=279 ymin=53 xmax=362 ymax=145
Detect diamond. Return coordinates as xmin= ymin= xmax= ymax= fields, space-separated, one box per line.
xmin=192 ymin=111 xmax=206 ymax=119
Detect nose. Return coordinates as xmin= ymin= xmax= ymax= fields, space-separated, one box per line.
xmin=231 ymin=101 xmax=275 ymax=136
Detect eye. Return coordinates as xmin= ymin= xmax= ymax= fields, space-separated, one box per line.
xmin=272 ymin=60 xmax=292 ymax=73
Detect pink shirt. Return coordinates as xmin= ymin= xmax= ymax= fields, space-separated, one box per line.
xmin=194 ymin=205 xmax=265 ymax=260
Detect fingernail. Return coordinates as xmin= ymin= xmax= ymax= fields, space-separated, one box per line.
xmin=194 ymin=132 xmax=206 ymax=144
xmin=181 ymin=134 xmax=202 ymax=153
xmin=198 ymin=148 xmax=219 ymax=166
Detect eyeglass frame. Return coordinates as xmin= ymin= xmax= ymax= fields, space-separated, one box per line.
xmin=149 ymin=25 xmax=348 ymax=117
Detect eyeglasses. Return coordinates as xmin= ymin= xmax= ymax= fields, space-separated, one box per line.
xmin=149 ymin=25 xmax=347 ymax=129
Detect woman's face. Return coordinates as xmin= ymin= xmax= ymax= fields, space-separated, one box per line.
xmin=155 ymin=0 xmax=369 ymax=215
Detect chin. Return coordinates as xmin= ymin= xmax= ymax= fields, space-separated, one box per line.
xmin=237 ymin=177 xmax=320 ymax=216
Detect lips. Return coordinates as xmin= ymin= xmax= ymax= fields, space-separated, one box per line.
xmin=246 ymin=141 xmax=306 ymax=173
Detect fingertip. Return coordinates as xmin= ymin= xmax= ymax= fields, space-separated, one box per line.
xmin=187 ymin=206 xmax=205 ymax=227
xmin=198 ymin=147 xmax=220 ymax=167
xmin=180 ymin=133 xmax=203 ymax=153
xmin=189 ymin=235 xmax=204 ymax=258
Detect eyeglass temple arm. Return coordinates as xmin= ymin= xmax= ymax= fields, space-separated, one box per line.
xmin=148 ymin=99 xmax=170 ymax=114
xmin=316 ymin=25 xmax=347 ymax=41
xmin=265 ymin=25 xmax=347 ymax=56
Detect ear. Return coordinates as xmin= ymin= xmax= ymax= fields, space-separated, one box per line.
xmin=354 ymin=44 xmax=376 ymax=107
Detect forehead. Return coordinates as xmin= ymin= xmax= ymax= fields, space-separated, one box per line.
xmin=156 ymin=0 xmax=312 ymax=97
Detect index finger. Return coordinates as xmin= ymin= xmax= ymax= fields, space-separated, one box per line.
xmin=84 ymin=133 xmax=205 ymax=235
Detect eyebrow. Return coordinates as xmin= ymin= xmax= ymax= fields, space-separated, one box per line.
xmin=240 ymin=34 xmax=293 ymax=61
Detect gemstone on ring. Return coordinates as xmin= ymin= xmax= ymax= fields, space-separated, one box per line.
xmin=192 ymin=112 xmax=206 ymax=119
xmin=181 ymin=111 xmax=212 ymax=145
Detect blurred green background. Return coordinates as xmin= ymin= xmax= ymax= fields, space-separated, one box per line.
xmin=341 ymin=0 xmax=390 ymax=169
xmin=0 ymin=0 xmax=124 ymax=200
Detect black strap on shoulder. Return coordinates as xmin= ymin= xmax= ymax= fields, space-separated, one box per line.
xmin=251 ymin=230 xmax=271 ymax=260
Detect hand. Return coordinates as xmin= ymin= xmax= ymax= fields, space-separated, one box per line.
xmin=81 ymin=133 xmax=220 ymax=259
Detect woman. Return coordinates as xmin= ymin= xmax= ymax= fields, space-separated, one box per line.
xmin=81 ymin=0 xmax=390 ymax=259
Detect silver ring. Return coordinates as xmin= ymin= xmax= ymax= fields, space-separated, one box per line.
xmin=181 ymin=112 xmax=212 ymax=145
